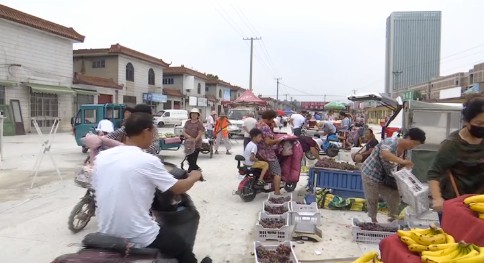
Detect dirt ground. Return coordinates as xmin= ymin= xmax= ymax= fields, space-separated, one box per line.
xmin=0 ymin=128 xmax=382 ymax=263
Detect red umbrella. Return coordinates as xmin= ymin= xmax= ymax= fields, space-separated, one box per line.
xmin=276 ymin=110 xmax=285 ymax=116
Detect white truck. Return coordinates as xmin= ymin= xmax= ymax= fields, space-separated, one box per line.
xmin=227 ymin=107 xmax=258 ymax=137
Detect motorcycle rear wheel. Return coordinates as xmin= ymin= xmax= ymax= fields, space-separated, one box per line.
xmin=327 ymin=147 xmax=339 ymax=157
xmin=239 ymin=184 xmax=257 ymax=202
xmin=284 ymin=183 xmax=297 ymax=192
xmin=68 ymin=196 xmax=95 ymax=233
xmin=305 ymin=151 xmax=316 ymax=160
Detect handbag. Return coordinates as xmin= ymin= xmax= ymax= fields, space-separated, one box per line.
xmin=376 ymin=145 xmax=398 ymax=190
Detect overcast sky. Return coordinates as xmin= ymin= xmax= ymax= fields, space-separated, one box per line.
xmin=3 ymin=0 xmax=484 ymax=102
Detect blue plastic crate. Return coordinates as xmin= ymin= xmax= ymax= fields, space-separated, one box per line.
xmin=308 ymin=167 xmax=364 ymax=198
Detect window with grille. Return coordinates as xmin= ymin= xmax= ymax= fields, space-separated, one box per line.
xmin=92 ymin=60 xmax=105 ymax=68
xmin=148 ymin=68 xmax=155 ymax=85
xmin=126 ymin=63 xmax=134 ymax=81
xmin=162 ymin=78 xmax=174 ymax=85
xmin=0 ymin=86 xmax=5 ymax=105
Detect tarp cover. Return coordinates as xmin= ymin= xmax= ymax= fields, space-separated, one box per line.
xmin=232 ymin=90 xmax=267 ymax=105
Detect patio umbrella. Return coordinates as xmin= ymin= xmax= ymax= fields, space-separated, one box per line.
xmin=276 ymin=110 xmax=285 ymax=116
xmin=324 ymin=101 xmax=346 ymax=110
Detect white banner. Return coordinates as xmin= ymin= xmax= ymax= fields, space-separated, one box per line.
xmin=197 ymin=97 xmax=207 ymax=107
xmin=189 ymin=96 xmax=197 ymax=106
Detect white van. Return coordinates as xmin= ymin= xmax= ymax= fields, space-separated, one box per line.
xmin=153 ymin=110 xmax=188 ymax=127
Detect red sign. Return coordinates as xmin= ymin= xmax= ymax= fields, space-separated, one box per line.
xmin=300 ymin=101 xmax=326 ymax=109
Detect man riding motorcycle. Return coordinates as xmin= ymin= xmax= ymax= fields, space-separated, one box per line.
xmin=93 ymin=112 xmax=211 ymax=263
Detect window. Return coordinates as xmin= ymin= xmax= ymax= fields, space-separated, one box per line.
xmin=83 ymin=109 xmax=97 ymax=124
xmin=197 ymin=83 xmax=201 ymax=94
xmin=219 ymin=89 xmax=222 ymax=98
xmin=75 ymin=94 xmax=94 ymax=112
xmin=126 ymin=63 xmax=134 ymax=81
xmin=205 ymin=86 xmax=208 ymax=92
xmin=92 ymin=60 xmax=105 ymax=68
xmin=455 ymin=80 xmax=459 ymax=86
xmin=30 ymin=92 xmax=59 ymax=128
xmin=162 ymin=78 xmax=174 ymax=85
xmin=0 ymin=85 xmax=5 ymax=105
xmin=148 ymin=68 xmax=155 ymax=85
xmin=163 ymin=112 xmax=170 ymax=117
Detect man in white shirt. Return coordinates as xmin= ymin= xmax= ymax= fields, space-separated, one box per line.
xmin=290 ymin=111 xmax=308 ymax=136
xmin=242 ymin=112 xmax=257 ymax=149
xmin=93 ymin=112 xmax=209 ymax=263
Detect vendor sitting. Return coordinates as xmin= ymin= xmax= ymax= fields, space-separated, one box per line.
xmin=352 ymin=128 xmax=379 ymax=164
xmin=244 ymin=128 xmax=269 ymax=186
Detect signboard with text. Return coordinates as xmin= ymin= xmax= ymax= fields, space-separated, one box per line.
xmin=143 ymin=93 xmax=167 ymax=103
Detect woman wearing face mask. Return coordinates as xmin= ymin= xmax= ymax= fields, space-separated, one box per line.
xmin=428 ymin=96 xmax=484 ymax=216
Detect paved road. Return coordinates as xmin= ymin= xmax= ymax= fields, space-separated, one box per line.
xmin=0 ymin=126 xmax=378 ymax=262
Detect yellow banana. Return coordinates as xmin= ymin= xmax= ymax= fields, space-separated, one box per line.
xmin=446 ymin=243 xmax=479 ymax=262
xmin=352 ymin=251 xmax=378 ymax=263
xmin=428 ymin=242 xmax=461 ymax=251
xmin=421 ymin=246 xmax=462 ymax=263
xmin=422 ymin=243 xmax=459 ymax=257
xmin=445 ymin=233 xmax=456 ymax=244
xmin=452 ymin=247 xmax=483 ymax=263
xmin=478 ymin=213 xmax=484 ymax=220
xmin=408 ymin=243 xmax=429 ymax=253
xmin=463 ymin=195 xmax=484 ymax=205
xmin=469 ymin=203 xmax=484 ymax=213
xmin=416 ymin=233 xmax=447 ymax=246
xmin=400 ymin=236 xmax=418 ymax=246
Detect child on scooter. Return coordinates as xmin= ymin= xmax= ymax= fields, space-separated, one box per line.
xmin=244 ymin=128 xmax=269 ymax=186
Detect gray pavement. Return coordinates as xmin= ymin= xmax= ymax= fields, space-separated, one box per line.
xmin=0 ymin=127 xmax=380 ymax=262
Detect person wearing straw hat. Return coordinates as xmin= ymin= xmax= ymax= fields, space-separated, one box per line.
xmin=184 ymin=108 xmax=205 ymax=172
xmin=214 ymin=112 xmax=232 ymax=155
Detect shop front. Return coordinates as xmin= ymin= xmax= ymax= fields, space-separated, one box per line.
xmin=143 ymin=92 xmax=167 ymax=112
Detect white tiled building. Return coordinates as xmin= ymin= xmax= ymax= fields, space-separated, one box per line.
xmin=0 ymin=4 xmax=85 ymax=133
xmin=73 ymin=44 xmax=169 ymax=113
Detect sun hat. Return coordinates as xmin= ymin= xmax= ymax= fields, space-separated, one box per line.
xmin=190 ymin=108 xmax=200 ymax=115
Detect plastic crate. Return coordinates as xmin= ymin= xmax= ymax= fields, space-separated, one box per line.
xmin=255 ymin=212 xmax=293 ymax=242
xmin=267 ymin=192 xmax=293 ymax=204
xmin=308 ymin=167 xmax=364 ymax=198
xmin=263 ymin=201 xmax=291 ymax=215
xmin=254 ymin=241 xmax=299 ymax=263
xmin=393 ymin=169 xmax=430 ymax=216
xmin=351 ymin=218 xmax=398 ymax=244
xmin=289 ymin=202 xmax=321 ymax=233
xmin=404 ymin=207 xmax=440 ymax=228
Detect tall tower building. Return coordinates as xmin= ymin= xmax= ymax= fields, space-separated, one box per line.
xmin=385 ymin=11 xmax=441 ymax=97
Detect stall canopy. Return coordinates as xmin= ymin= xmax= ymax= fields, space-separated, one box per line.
xmin=232 ymin=90 xmax=267 ymax=105
xmin=284 ymin=108 xmax=295 ymax=114
xmin=324 ymin=101 xmax=346 ymax=110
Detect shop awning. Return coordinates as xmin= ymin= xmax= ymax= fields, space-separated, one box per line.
xmin=0 ymin=80 xmax=17 ymax=86
xmin=72 ymin=88 xmax=98 ymax=96
xmin=28 ymin=83 xmax=75 ymax=94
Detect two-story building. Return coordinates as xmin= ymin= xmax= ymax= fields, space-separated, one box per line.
xmin=206 ymin=77 xmax=233 ymax=115
xmin=162 ymin=65 xmax=211 ymax=119
xmin=0 ymin=4 xmax=85 ymax=133
xmin=73 ymin=44 xmax=169 ymax=112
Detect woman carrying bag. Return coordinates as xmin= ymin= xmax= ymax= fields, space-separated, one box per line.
xmin=360 ymin=128 xmax=426 ymax=223
xmin=183 ymin=108 xmax=205 ymax=172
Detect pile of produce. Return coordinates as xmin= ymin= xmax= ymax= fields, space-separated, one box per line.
xmin=255 ymin=244 xmax=293 ymax=263
xmin=464 ymin=195 xmax=484 ymax=219
xmin=264 ymin=205 xmax=288 ymax=215
xmin=397 ymin=224 xmax=484 ymax=262
xmin=259 ymin=217 xmax=286 ymax=228
xmin=355 ymin=222 xmax=398 ymax=233
xmin=159 ymin=132 xmax=176 ymax=138
xmin=314 ymin=158 xmax=359 ymax=171
xmin=268 ymin=196 xmax=291 ymax=204
xmin=351 ymin=251 xmax=383 ymax=263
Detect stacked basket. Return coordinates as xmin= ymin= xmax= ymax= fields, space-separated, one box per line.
xmin=254 ymin=192 xmax=299 ymax=262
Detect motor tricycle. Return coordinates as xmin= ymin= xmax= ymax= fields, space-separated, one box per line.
xmin=234 ymin=136 xmax=303 ymax=202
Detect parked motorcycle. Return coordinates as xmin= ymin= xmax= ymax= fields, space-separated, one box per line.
xmin=56 ymin=162 xmax=201 ymax=263
xmin=234 ymin=137 xmax=302 ymax=202
xmin=311 ymin=134 xmax=340 ymax=158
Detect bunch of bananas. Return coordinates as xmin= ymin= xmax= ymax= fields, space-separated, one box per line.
xmin=464 ymin=195 xmax=484 ymax=219
xmin=397 ymin=224 xmax=454 ymax=253
xmin=421 ymin=241 xmax=484 ymax=263
xmin=352 ymin=251 xmax=383 ymax=263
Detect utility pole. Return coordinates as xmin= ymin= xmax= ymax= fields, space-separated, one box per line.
xmin=275 ymin=77 xmax=282 ymax=101
xmin=284 ymin=94 xmax=289 ymax=101
xmin=351 ymin=89 xmax=357 ymax=95
xmin=243 ymin=37 xmax=261 ymax=91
